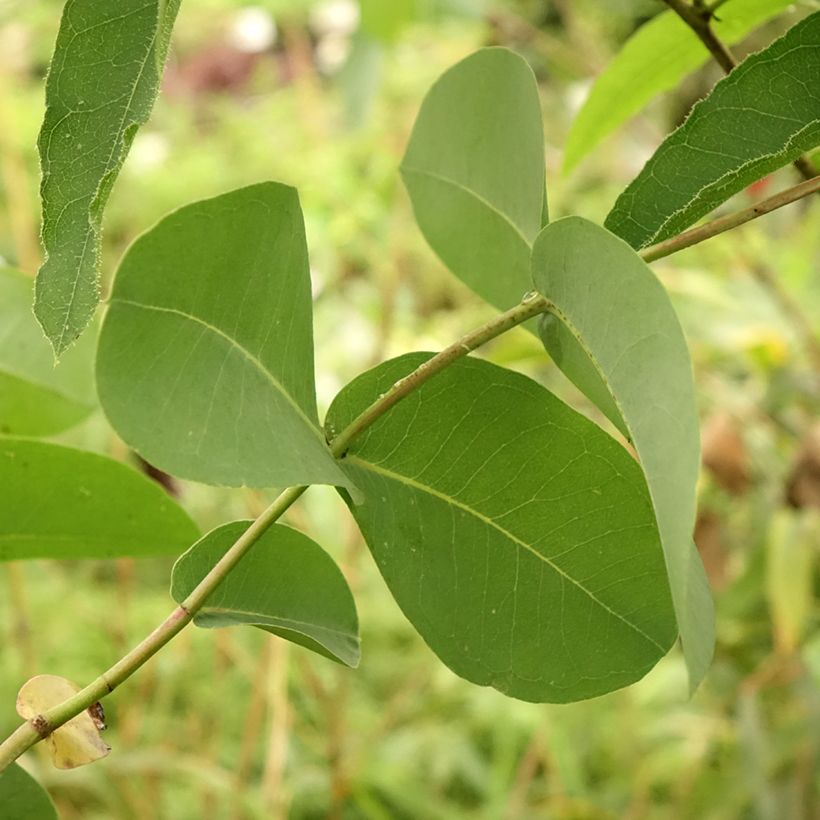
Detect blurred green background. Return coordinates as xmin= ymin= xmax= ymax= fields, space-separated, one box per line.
xmin=2 ymin=1 xmax=820 ymax=817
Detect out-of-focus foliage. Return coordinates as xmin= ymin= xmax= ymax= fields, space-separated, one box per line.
xmin=1 ymin=0 xmax=820 ymax=817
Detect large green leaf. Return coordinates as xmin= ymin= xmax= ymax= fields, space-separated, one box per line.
xmin=401 ymin=47 xmax=545 ymax=312
xmin=0 ymin=437 xmax=198 ymax=561
xmin=35 ymin=0 xmax=181 ymax=356
xmin=171 ymin=521 xmax=360 ymax=667
xmin=563 ymin=0 xmax=798 ymax=173
xmin=96 ymin=182 xmax=353 ymax=492
xmin=0 ymin=268 xmax=96 ymax=436
xmin=532 ymin=217 xmax=713 ymax=691
xmin=606 ymin=12 xmax=820 ymax=249
xmin=327 ymin=354 xmax=676 ymax=703
xmin=0 ymin=763 xmax=57 ymax=820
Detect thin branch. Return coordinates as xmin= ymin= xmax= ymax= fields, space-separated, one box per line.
xmin=661 ymin=0 xmax=818 ymax=180
xmin=641 ymin=174 xmax=820 ymax=262
xmin=0 ymin=292 xmax=551 ymax=772
xmin=663 ymin=0 xmax=736 ymax=71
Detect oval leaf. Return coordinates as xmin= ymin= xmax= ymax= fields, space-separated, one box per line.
xmin=0 ymin=268 xmax=96 ymax=436
xmin=35 ymin=0 xmax=181 ymax=356
xmin=532 ymin=216 xmax=714 ymax=690
xmin=0 ymin=437 xmax=199 ymax=560
xmin=171 ymin=521 xmax=360 ymax=667
xmin=563 ymin=0 xmax=797 ymax=173
xmin=17 ymin=675 xmax=110 ymax=769
xmin=96 ymin=182 xmax=353 ymax=491
xmin=0 ymin=763 xmax=57 ymax=820
xmin=401 ymin=47 xmax=546 ymax=312
xmin=605 ymin=12 xmax=820 ymax=249
xmin=327 ymin=354 xmax=676 ymax=703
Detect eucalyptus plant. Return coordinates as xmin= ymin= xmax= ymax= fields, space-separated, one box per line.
xmin=1 ymin=0 xmax=819 ymax=811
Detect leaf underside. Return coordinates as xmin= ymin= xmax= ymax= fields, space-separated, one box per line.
xmin=401 ymin=47 xmax=545 ymax=312
xmin=96 ymin=182 xmax=353 ymax=491
xmin=532 ymin=217 xmax=714 ymax=691
xmin=402 ymin=46 xmax=624 ymax=433
xmin=327 ymin=354 xmax=676 ymax=703
xmin=171 ymin=521 xmax=360 ymax=667
xmin=0 ymin=437 xmax=198 ymax=561
xmin=606 ymin=11 xmax=820 ymax=249
xmin=35 ymin=0 xmax=181 ymax=356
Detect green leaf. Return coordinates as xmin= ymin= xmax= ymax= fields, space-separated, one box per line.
xmin=0 ymin=436 xmax=199 ymax=561
xmin=532 ymin=216 xmax=713 ymax=691
xmin=403 ymin=48 xmax=627 ymax=435
xmin=171 ymin=521 xmax=360 ymax=667
xmin=563 ymin=0 xmax=798 ymax=173
xmin=0 ymin=268 xmax=96 ymax=436
xmin=35 ymin=0 xmax=181 ymax=356
xmin=0 ymin=763 xmax=58 ymax=820
xmin=401 ymin=47 xmax=545 ymax=312
xmin=605 ymin=11 xmax=820 ymax=249
xmin=96 ymin=182 xmax=353 ymax=492
xmin=327 ymin=354 xmax=676 ymax=703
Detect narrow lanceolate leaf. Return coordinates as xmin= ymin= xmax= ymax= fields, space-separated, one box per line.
xmin=0 ymin=268 xmax=96 ymax=436
xmin=35 ymin=0 xmax=181 ymax=356
xmin=171 ymin=521 xmax=360 ymax=667
xmin=401 ymin=47 xmax=546 ymax=312
xmin=17 ymin=676 xmax=110 ymax=769
xmin=96 ymin=183 xmax=353 ymax=491
xmin=563 ymin=0 xmax=797 ymax=173
xmin=0 ymin=437 xmax=198 ymax=560
xmin=0 ymin=763 xmax=58 ymax=820
xmin=532 ymin=217 xmax=714 ymax=691
xmin=606 ymin=12 xmax=820 ymax=249
xmin=327 ymin=355 xmax=676 ymax=703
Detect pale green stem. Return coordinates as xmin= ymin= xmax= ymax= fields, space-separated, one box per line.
xmin=641 ymin=174 xmax=820 ymax=262
xmin=0 ymin=293 xmax=551 ymax=772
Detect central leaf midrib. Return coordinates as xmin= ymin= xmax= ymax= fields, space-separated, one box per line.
xmin=112 ymin=298 xmax=322 ymax=439
xmin=349 ymin=454 xmax=665 ymax=652
xmin=197 ymin=606 xmax=355 ymax=639
xmin=400 ymin=165 xmax=533 ymax=247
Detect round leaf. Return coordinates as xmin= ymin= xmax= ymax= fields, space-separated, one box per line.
xmin=171 ymin=521 xmax=360 ymax=667
xmin=327 ymin=354 xmax=676 ymax=703
xmin=96 ymin=182 xmax=353 ymax=491
xmin=0 ymin=437 xmax=199 ymax=560
xmin=16 ymin=675 xmax=110 ymax=769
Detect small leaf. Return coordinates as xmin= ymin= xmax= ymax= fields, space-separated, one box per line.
xmin=532 ymin=216 xmax=713 ymax=691
xmin=0 ymin=268 xmax=96 ymax=436
xmin=35 ymin=0 xmax=181 ymax=356
xmin=171 ymin=521 xmax=360 ymax=667
xmin=606 ymin=12 xmax=820 ymax=249
xmin=401 ymin=47 xmax=545 ymax=313
xmin=16 ymin=675 xmax=110 ymax=769
xmin=0 ymin=763 xmax=58 ymax=820
xmin=327 ymin=354 xmax=676 ymax=703
xmin=563 ymin=0 xmax=797 ymax=173
xmin=96 ymin=182 xmax=353 ymax=492
xmin=0 ymin=437 xmax=199 ymax=561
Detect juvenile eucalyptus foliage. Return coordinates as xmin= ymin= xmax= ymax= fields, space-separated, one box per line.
xmin=3 ymin=2 xmax=820 ymax=807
